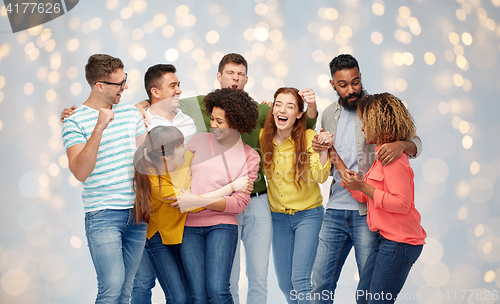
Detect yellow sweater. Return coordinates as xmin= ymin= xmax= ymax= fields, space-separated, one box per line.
xmin=260 ymin=129 xmax=331 ymax=214
xmin=146 ymin=151 xmax=194 ymax=245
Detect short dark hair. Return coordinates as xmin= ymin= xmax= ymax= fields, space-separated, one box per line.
xmin=85 ymin=54 xmax=124 ymax=86
xmin=329 ymin=54 xmax=360 ymax=77
xmin=203 ymin=88 xmax=258 ymax=134
xmin=144 ymin=64 xmax=177 ymax=100
xmin=218 ymin=53 xmax=248 ymax=75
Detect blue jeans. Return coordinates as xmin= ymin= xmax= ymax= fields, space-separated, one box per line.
xmin=356 ymin=235 xmax=423 ymax=304
xmin=180 ymin=224 xmax=238 ymax=304
xmin=85 ymin=208 xmax=147 ymax=304
xmin=230 ymin=193 xmax=272 ymax=304
xmin=131 ymin=250 xmax=156 ymax=304
xmin=271 ymin=206 xmax=324 ymax=304
xmin=310 ymin=209 xmax=377 ymax=304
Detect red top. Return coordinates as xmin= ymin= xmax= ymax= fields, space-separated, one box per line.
xmin=344 ymin=149 xmax=426 ymax=245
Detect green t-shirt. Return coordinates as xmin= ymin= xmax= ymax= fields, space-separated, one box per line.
xmin=179 ymin=95 xmax=317 ymax=194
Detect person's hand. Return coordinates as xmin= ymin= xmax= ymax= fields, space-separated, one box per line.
xmin=341 ymin=169 xmax=364 ymax=191
xmin=232 ymin=177 xmax=254 ymax=194
xmin=60 ymin=105 xmax=77 ymax=122
xmin=261 ymin=101 xmax=273 ymax=107
xmin=165 ymin=189 xmax=200 ymax=211
xmin=95 ymin=108 xmax=114 ymax=132
xmin=377 ymin=142 xmax=405 ymax=165
xmin=299 ymin=88 xmax=317 ymax=110
xmin=312 ymin=128 xmax=330 ymax=153
xmin=135 ymin=101 xmax=151 ymax=128
xmin=317 ymin=131 xmax=334 ymax=149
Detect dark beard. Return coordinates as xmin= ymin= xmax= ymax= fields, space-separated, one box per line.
xmin=337 ymin=87 xmax=363 ymax=112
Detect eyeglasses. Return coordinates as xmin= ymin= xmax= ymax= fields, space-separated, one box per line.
xmin=95 ymin=73 xmax=128 ymax=90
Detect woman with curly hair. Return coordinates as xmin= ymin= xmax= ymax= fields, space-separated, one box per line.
xmin=259 ymin=87 xmax=331 ymax=304
xmin=167 ymin=88 xmax=261 ymax=304
xmin=324 ymin=92 xmax=426 ymax=304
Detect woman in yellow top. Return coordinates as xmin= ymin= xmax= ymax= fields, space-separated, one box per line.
xmin=259 ymin=87 xmax=331 ymax=304
xmin=132 ymin=126 xmax=252 ymax=304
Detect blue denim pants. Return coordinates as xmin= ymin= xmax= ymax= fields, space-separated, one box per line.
xmin=310 ymin=209 xmax=377 ymax=304
xmin=271 ymin=206 xmax=324 ymax=304
xmin=130 ymin=250 xmax=156 ymax=304
xmin=180 ymin=224 xmax=238 ymax=304
xmin=230 ymin=193 xmax=272 ymax=304
xmin=356 ymin=234 xmax=423 ymax=304
xmin=85 ymin=208 xmax=147 ymax=304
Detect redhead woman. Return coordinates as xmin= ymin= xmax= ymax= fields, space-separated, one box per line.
xmin=259 ymin=87 xmax=331 ymax=304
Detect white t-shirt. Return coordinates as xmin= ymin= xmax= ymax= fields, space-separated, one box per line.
xmin=145 ymin=108 xmax=197 ymax=142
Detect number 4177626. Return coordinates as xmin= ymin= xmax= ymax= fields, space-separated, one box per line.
xmin=444 ymin=290 xmax=498 ymax=301
xmin=5 ymin=2 xmax=61 ymax=14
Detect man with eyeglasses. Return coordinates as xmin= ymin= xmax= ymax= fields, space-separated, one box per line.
xmin=61 ymin=54 xmax=148 ymax=304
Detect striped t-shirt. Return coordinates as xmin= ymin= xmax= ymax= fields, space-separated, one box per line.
xmin=62 ymin=103 xmax=146 ymax=212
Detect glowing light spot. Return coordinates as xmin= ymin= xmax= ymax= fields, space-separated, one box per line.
xmin=462 ymin=79 xmax=472 ymax=92
xmin=483 ymin=242 xmax=493 ymax=254
xmin=50 ymin=53 xmax=62 ymax=70
xmin=67 ymin=67 xmax=78 ymax=79
xmin=0 ymin=92 xmax=3 ymax=104
xmin=420 ymin=238 xmax=444 ymax=264
xmin=0 ymin=120 xmax=3 ymax=131
xmin=458 ymin=120 xmax=469 ymax=134
xmin=208 ymin=3 xmax=221 ymax=15
xmin=183 ymin=15 xmax=196 ymax=27
xmin=456 ymin=9 xmax=467 ymax=21
xmin=162 ymin=25 xmax=175 ymax=37
xmin=317 ymin=74 xmax=331 ymax=88
xmin=393 ymin=52 xmax=404 ymax=66
xmin=121 ymin=7 xmax=133 ymax=19
xmin=486 ymin=19 xmax=496 ymax=31
xmin=25 ymin=108 xmax=34 ymax=125
xmin=395 ymin=30 xmax=412 ymax=44
xmin=462 ymin=135 xmax=473 ymax=149
xmin=269 ymin=29 xmax=283 ymax=42
xmin=403 ymin=52 xmax=414 ymax=65
xmin=40 ymin=28 xmax=51 ymax=41
xmin=457 ymin=207 xmax=468 ymax=220
xmin=67 ymin=38 xmax=80 ymax=52
xmin=0 ymin=76 xmax=4 ymax=89
xmin=132 ymin=28 xmax=144 ymax=41
xmin=399 ymin=6 xmax=411 ymax=18
xmin=71 ymin=83 xmax=82 ymax=96
xmin=68 ymin=18 xmax=80 ymax=30
xmin=408 ymin=17 xmax=421 ymax=35
xmin=395 ymin=79 xmax=407 ymax=92
xmin=206 ymin=31 xmax=220 ymax=44
xmin=1 ymin=269 xmax=29 ymax=296
xmin=191 ymin=49 xmax=205 ymax=62
xmin=70 ymin=236 xmax=82 ymax=249
xmin=266 ymin=49 xmax=279 ymax=62
xmin=454 ymin=44 xmax=465 ymax=56
xmin=339 ymin=26 xmax=352 ymax=38
xmin=165 ymin=48 xmax=179 ymax=62
xmin=423 ymin=158 xmax=449 ymax=184
xmin=262 ymin=77 xmax=276 ymax=90
xmin=48 ymin=163 xmax=60 ymax=176
xmin=255 ymin=3 xmax=268 ymax=15
xmin=45 ymin=40 xmax=56 ymax=52
xmin=484 ymin=270 xmax=496 ymax=283
xmin=372 ymin=3 xmax=385 ymax=15
xmin=335 ymin=33 xmax=348 ymax=45
xmin=48 ymin=71 xmax=59 ymax=84
xmin=179 ymin=39 xmax=194 ymax=52
xmin=254 ymin=27 xmax=269 ymax=41
xmin=46 ymin=89 xmax=57 ymax=102
xmin=453 ymin=74 xmax=464 ymax=87
xmin=424 ymin=52 xmax=436 ymax=65
xmin=370 ymin=31 xmax=383 ymax=44
xmin=320 ymin=27 xmax=334 ymax=40
xmin=325 ymin=8 xmax=338 ymax=20
xmin=449 ymin=32 xmax=460 ymax=45
xmin=69 ymin=175 xmax=80 ymax=187
xmin=153 ymin=13 xmax=167 ymax=26
xmin=252 ymin=43 xmax=266 ymax=56
xmin=90 ymin=18 xmax=102 ymax=30
xmin=422 ymin=262 xmax=450 ymax=287
xmin=106 ymin=0 xmax=119 ymax=10
xmin=462 ymin=32 xmax=473 ymax=45
xmin=59 ymin=155 xmax=69 ymax=168
xmin=109 ymin=20 xmax=122 ymax=33
xmin=24 ymin=83 xmax=34 ymax=96
xmin=48 ymin=115 xmax=59 ymax=129
xmin=216 ymin=14 xmax=229 ymax=27
xmin=456 ymin=55 xmax=468 ymax=70
xmin=273 ymin=63 xmax=288 ymax=78
xmin=176 ymin=5 xmax=189 ymax=17
xmin=312 ymin=50 xmax=325 ymax=63
xmin=475 ymin=224 xmax=485 ymax=237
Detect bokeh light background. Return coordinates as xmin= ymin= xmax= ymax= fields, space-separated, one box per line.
xmin=1 ymin=0 xmax=500 ymax=303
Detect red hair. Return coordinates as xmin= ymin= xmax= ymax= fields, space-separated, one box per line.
xmin=260 ymin=87 xmax=308 ymax=191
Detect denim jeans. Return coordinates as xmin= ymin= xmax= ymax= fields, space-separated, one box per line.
xmin=310 ymin=209 xmax=377 ymax=304
xmin=356 ymin=234 xmax=423 ymax=304
xmin=130 ymin=250 xmax=156 ymax=304
xmin=230 ymin=193 xmax=272 ymax=304
xmin=180 ymin=224 xmax=238 ymax=304
xmin=271 ymin=206 xmax=324 ymax=304
xmin=85 ymin=208 xmax=147 ymax=304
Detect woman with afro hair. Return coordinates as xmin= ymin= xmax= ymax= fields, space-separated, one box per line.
xmin=167 ymin=88 xmax=261 ymax=304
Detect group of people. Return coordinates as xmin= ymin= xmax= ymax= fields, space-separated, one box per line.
xmin=61 ymin=52 xmax=426 ymax=304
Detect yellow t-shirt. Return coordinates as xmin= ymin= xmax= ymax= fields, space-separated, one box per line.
xmin=260 ymin=129 xmax=331 ymax=214
xmin=146 ymin=150 xmax=194 ymax=245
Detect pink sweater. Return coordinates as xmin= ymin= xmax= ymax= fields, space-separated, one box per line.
xmin=185 ymin=132 xmax=260 ymax=227
xmin=345 ymin=151 xmax=426 ymax=245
